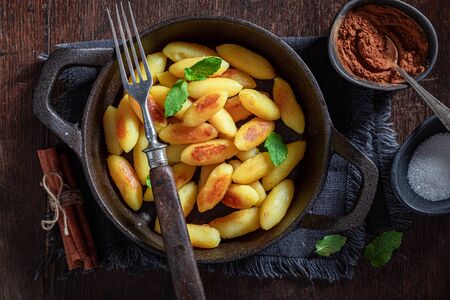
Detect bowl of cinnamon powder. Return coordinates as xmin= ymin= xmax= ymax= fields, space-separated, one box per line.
xmin=328 ymin=0 xmax=438 ymax=90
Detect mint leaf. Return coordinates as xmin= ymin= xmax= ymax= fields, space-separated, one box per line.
xmin=364 ymin=230 xmax=403 ymax=267
xmin=164 ymin=79 xmax=189 ymax=117
xmin=264 ymin=132 xmax=288 ymax=166
xmin=184 ymin=57 xmax=222 ymax=81
xmin=315 ymin=234 xmax=347 ymax=257
xmin=146 ymin=175 xmax=151 ymax=188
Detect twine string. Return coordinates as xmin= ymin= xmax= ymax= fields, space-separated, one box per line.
xmin=40 ymin=172 xmax=83 ymax=236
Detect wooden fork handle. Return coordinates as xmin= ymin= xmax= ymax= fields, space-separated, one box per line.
xmin=150 ymin=165 xmax=206 ymax=300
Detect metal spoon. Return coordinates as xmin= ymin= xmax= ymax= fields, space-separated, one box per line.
xmin=385 ymin=36 xmax=450 ymax=131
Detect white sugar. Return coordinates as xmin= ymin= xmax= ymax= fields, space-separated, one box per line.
xmin=407 ymin=133 xmax=450 ymax=201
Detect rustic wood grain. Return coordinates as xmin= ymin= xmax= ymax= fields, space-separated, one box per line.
xmin=0 ymin=0 xmax=48 ymax=299
xmin=0 ymin=0 xmax=449 ymax=299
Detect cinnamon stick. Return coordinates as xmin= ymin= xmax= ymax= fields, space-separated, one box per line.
xmin=37 ymin=148 xmax=82 ymax=270
xmin=59 ymin=153 xmax=98 ymax=268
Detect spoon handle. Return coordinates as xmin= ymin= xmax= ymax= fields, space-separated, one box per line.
xmin=395 ymin=66 xmax=450 ymax=131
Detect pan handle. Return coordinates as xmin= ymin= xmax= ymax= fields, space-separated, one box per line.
xmin=33 ymin=47 xmax=113 ymax=157
xmin=300 ymin=127 xmax=379 ymax=232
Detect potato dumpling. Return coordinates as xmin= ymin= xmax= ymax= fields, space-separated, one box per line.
xmin=173 ymin=99 xmax=193 ymax=120
xmin=239 ymin=89 xmax=280 ymax=121
xmin=208 ymin=108 xmax=237 ymax=137
xmin=167 ymin=116 xmax=182 ymax=124
xmin=171 ymin=162 xmax=196 ymax=189
xmin=186 ymin=224 xmax=221 ymax=249
xmin=222 ymin=184 xmax=259 ymax=209
xmin=218 ymin=132 xmax=234 ymax=140
xmin=209 ymin=207 xmax=260 ymax=239
xmin=107 ymin=155 xmax=143 ymax=211
xmin=162 ymin=41 xmax=218 ymax=62
xmin=260 ymin=179 xmax=295 ymax=230
xmin=250 ymin=181 xmax=267 ymax=207
xmin=218 ymin=68 xmax=257 ymax=89
xmin=181 ymin=139 xmax=239 ymax=166
xmin=159 ymin=123 xmax=218 ymax=145
xmin=158 ymin=71 xmax=179 ymax=88
xmin=129 ymin=95 xmax=167 ymax=132
xmin=227 ymin=159 xmax=242 ymax=170
xmin=103 ymin=106 xmax=123 ymax=155
xmin=166 ymin=144 xmax=188 ymax=165
xmin=216 ymin=44 xmax=275 ymax=80
xmin=224 ymin=95 xmax=252 ymax=122
xmin=197 ymin=163 xmax=233 ymax=212
xmin=188 ymin=78 xmax=242 ymax=99
xmin=150 ymin=85 xmax=170 ymax=108
xmin=144 ymin=185 xmax=154 ymax=202
xmin=130 ymin=52 xmax=166 ymax=84
xmin=178 ymin=181 xmax=198 ymax=217
xmin=155 ymin=223 xmax=216 ymax=247
xmin=232 ymin=152 xmax=274 ymax=184
xmin=169 ymin=56 xmax=229 ymax=78
xmin=262 ymin=141 xmax=307 ymax=191
xmin=234 ymin=117 xmax=275 ymax=151
xmin=273 ymin=77 xmax=305 ymax=134
xmin=133 ymin=127 xmax=149 ymax=185
xmin=116 ymin=95 xmax=140 ymax=153
xmin=198 ymin=163 xmax=220 ymax=190
xmin=147 ymin=52 xmax=167 ymax=81
xmin=259 ymin=91 xmax=271 ymax=98
xmin=236 ymin=148 xmax=260 ymax=161
xmin=183 ymin=90 xmax=228 ymax=127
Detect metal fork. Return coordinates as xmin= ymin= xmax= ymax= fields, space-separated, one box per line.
xmin=107 ymin=3 xmax=205 ymax=300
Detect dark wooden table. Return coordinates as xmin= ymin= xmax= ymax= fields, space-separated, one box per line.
xmin=1 ymin=0 xmax=449 ymax=299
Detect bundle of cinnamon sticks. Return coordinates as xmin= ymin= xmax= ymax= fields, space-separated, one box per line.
xmin=37 ymin=148 xmax=98 ymax=270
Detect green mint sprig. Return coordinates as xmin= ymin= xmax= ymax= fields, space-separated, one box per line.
xmin=164 ymin=57 xmax=222 ymax=116
xmin=184 ymin=57 xmax=222 ymax=81
xmin=264 ymin=132 xmax=288 ymax=166
xmin=315 ymin=234 xmax=347 ymax=257
xmin=364 ymin=230 xmax=403 ymax=267
xmin=164 ymin=79 xmax=189 ymax=117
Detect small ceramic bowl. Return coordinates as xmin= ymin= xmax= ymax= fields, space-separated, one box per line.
xmin=328 ymin=0 xmax=438 ymax=91
xmin=391 ymin=116 xmax=450 ymax=215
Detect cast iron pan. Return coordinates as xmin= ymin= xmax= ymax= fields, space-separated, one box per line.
xmin=33 ymin=16 xmax=378 ymax=263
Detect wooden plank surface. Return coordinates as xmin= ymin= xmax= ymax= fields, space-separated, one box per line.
xmin=0 ymin=0 xmax=449 ymax=299
xmin=0 ymin=1 xmax=48 ymax=299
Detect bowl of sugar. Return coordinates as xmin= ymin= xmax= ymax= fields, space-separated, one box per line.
xmin=392 ymin=116 xmax=450 ymax=215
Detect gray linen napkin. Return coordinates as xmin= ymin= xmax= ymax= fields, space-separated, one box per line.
xmin=37 ymin=36 xmax=411 ymax=282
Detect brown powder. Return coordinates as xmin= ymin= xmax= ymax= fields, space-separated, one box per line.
xmin=336 ymin=4 xmax=429 ymax=84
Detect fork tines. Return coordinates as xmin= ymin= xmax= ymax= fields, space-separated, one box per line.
xmin=106 ymin=2 xmax=152 ymax=88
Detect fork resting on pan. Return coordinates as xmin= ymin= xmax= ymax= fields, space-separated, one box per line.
xmin=107 ymin=3 xmax=206 ymax=300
